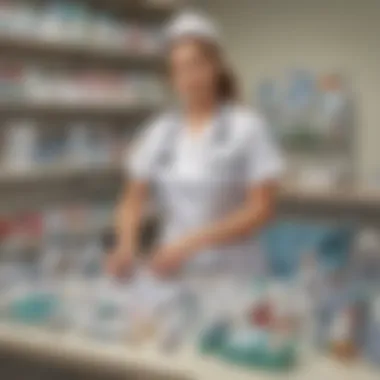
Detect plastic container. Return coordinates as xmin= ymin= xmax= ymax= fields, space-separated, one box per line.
xmin=316 ymin=277 xmax=365 ymax=361
xmin=220 ymin=328 xmax=297 ymax=372
xmin=4 ymin=279 xmax=61 ymax=327
xmin=2 ymin=121 xmax=38 ymax=171
xmin=366 ymin=292 xmax=380 ymax=366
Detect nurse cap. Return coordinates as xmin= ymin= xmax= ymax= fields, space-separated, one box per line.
xmin=165 ymin=10 xmax=220 ymax=45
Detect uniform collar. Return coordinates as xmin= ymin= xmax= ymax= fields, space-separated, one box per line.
xmin=209 ymin=102 xmax=232 ymax=146
xmin=172 ymin=102 xmax=232 ymax=146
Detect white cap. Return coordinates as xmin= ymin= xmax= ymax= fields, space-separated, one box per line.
xmin=165 ymin=10 xmax=220 ymax=46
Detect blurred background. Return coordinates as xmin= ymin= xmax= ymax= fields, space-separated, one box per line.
xmin=0 ymin=0 xmax=379 ymax=379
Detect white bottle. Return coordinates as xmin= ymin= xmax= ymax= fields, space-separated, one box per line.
xmin=66 ymin=123 xmax=91 ymax=166
xmin=2 ymin=121 xmax=37 ymax=172
xmin=330 ymin=309 xmax=352 ymax=347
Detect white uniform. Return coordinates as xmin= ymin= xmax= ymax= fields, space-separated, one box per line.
xmin=127 ymin=104 xmax=284 ymax=276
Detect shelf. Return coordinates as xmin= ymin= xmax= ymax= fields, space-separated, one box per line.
xmin=0 ymin=35 xmax=165 ymax=70
xmin=0 ymin=164 xmax=123 ymax=213
xmin=278 ymin=185 xmax=380 ymax=223
xmin=0 ymin=102 xmax=159 ymax=120
xmin=1 ymin=164 xmax=380 ymax=221
xmin=0 ymin=164 xmax=121 ymax=189
xmin=0 ymin=220 xmax=112 ymax=257
xmin=279 ymin=186 xmax=380 ymax=207
xmin=0 ymin=163 xmax=378 ymax=209
xmin=282 ymin=140 xmax=351 ymax=157
xmin=87 ymin=0 xmax=178 ymax=21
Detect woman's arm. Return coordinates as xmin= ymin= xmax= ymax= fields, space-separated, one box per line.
xmin=151 ymin=181 xmax=278 ymax=275
xmin=107 ymin=180 xmax=148 ymax=276
xmin=184 ymin=180 xmax=277 ymax=251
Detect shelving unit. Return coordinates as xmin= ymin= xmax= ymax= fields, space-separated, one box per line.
xmin=0 ymin=8 xmax=173 ymax=375
xmin=0 ymin=0 xmax=177 ymax=212
xmin=0 ymin=102 xmax=159 ymax=120
xmin=0 ymin=35 xmax=165 ymax=70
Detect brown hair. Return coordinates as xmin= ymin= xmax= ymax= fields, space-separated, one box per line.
xmin=196 ymin=39 xmax=239 ymax=102
xmin=217 ymin=66 xmax=238 ymax=102
xmin=169 ymin=38 xmax=239 ymax=102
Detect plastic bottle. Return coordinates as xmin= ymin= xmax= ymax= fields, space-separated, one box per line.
xmin=366 ymin=292 xmax=380 ymax=366
xmin=38 ymin=1 xmax=66 ymax=42
xmin=8 ymin=1 xmax=36 ymax=38
xmin=329 ymin=307 xmax=358 ymax=360
xmin=66 ymin=123 xmax=92 ymax=166
xmin=317 ymin=272 xmax=361 ymax=361
xmin=2 ymin=121 xmax=38 ymax=171
xmin=0 ymin=1 xmax=13 ymax=34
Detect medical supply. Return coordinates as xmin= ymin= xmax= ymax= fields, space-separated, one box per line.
xmin=124 ymin=270 xmax=189 ymax=345
xmin=34 ymin=128 xmax=67 ymax=166
xmin=218 ymin=284 xmax=298 ymax=371
xmin=7 ymin=1 xmax=36 ymax=38
xmin=329 ymin=307 xmax=358 ymax=360
xmin=4 ymin=65 xmax=164 ymax=105
xmin=353 ymin=229 xmax=380 ymax=284
xmin=366 ymin=293 xmax=380 ymax=366
xmin=83 ymin=279 xmax=131 ymax=342
xmin=58 ymin=2 xmax=90 ymax=44
xmin=65 ymin=123 xmax=92 ymax=166
xmin=220 ymin=328 xmax=297 ymax=371
xmin=80 ymin=240 xmax=104 ymax=278
xmin=0 ymin=1 xmax=165 ymax=55
xmin=199 ymin=318 xmax=230 ymax=354
xmin=315 ymin=272 xmax=365 ymax=361
xmin=2 ymin=120 xmax=38 ymax=171
xmin=8 ymin=289 xmax=59 ymax=326
xmin=197 ymin=278 xmax=300 ymax=371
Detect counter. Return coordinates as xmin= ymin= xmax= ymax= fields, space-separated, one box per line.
xmin=0 ymin=323 xmax=378 ymax=380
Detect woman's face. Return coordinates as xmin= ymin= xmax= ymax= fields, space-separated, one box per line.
xmin=169 ymin=39 xmax=219 ymax=106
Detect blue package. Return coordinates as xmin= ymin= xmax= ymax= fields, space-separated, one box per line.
xmin=9 ymin=292 xmax=59 ymax=325
xmin=261 ymin=220 xmax=356 ymax=278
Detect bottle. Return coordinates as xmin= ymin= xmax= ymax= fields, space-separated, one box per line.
xmin=59 ymin=2 xmax=89 ymax=44
xmin=353 ymin=229 xmax=380 ymax=285
xmin=2 ymin=121 xmax=37 ymax=172
xmin=66 ymin=123 xmax=91 ymax=166
xmin=38 ymin=1 xmax=66 ymax=42
xmin=0 ymin=1 xmax=13 ymax=35
xmin=366 ymin=293 xmax=380 ymax=366
xmin=329 ymin=307 xmax=358 ymax=360
xmin=9 ymin=1 xmax=36 ymax=38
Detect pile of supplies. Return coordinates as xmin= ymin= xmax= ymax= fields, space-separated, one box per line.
xmin=0 ymin=219 xmax=380 ymax=373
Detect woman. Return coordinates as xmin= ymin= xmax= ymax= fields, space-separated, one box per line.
xmin=107 ymin=12 xmax=284 ymax=279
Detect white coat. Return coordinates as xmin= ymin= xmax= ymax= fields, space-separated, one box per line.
xmin=126 ymin=104 xmax=284 ymax=277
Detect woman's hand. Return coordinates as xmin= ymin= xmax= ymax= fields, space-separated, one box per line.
xmin=150 ymin=239 xmax=194 ymax=277
xmin=106 ymin=247 xmax=134 ymax=278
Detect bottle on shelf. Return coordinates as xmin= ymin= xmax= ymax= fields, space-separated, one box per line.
xmin=66 ymin=123 xmax=93 ymax=166
xmin=2 ymin=120 xmax=38 ymax=172
xmin=366 ymin=292 xmax=380 ymax=366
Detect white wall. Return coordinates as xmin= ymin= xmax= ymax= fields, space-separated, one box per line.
xmin=202 ymin=0 xmax=380 ymax=183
